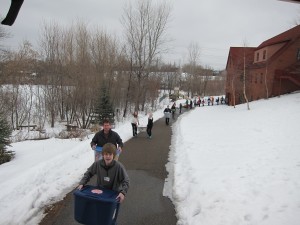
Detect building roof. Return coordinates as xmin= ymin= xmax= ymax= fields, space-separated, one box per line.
xmin=257 ymin=25 xmax=300 ymax=50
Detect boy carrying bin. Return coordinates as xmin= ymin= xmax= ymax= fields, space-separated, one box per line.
xmin=77 ymin=143 xmax=130 ymax=203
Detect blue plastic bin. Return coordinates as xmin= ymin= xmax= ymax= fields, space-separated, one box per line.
xmin=74 ymin=185 xmax=120 ymax=225
xmin=95 ymin=146 xmax=103 ymax=152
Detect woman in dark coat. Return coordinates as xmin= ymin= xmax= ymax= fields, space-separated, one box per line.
xmin=146 ymin=112 xmax=153 ymax=138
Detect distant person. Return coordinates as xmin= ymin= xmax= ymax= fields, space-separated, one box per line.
xmin=146 ymin=112 xmax=153 ymax=138
xmin=202 ymin=99 xmax=205 ymax=106
xmin=90 ymin=119 xmax=123 ymax=161
xmin=197 ymin=98 xmax=201 ymax=107
xmin=211 ymin=96 xmax=214 ymax=106
xmin=77 ymin=143 xmax=130 ymax=205
xmin=131 ymin=111 xmax=139 ymax=137
xmin=189 ymin=100 xmax=193 ymax=109
xmin=207 ymin=97 xmax=211 ymax=106
xmin=171 ymin=102 xmax=176 ymax=119
xmin=179 ymin=103 xmax=182 ymax=113
xmin=164 ymin=105 xmax=171 ymax=125
xmin=216 ymin=97 xmax=220 ymax=105
xmin=221 ymin=96 xmax=225 ymax=104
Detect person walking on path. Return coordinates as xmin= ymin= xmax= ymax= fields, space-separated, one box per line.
xmin=146 ymin=112 xmax=153 ymax=138
xmin=90 ymin=119 xmax=123 ymax=161
xmin=221 ymin=96 xmax=225 ymax=104
xmin=78 ymin=143 xmax=130 ymax=205
xmin=207 ymin=97 xmax=211 ymax=106
xmin=171 ymin=102 xmax=176 ymax=119
xmin=131 ymin=111 xmax=139 ymax=137
xmin=39 ymin=117 xmax=177 ymax=225
xmin=164 ymin=105 xmax=171 ymax=125
xmin=179 ymin=103 xmax=182 ymax=114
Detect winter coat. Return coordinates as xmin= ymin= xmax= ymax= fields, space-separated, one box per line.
xmin=131 ymin=116 xmax=139 ymax=125
xmin=91 ymin=129 xmax=123 ymax=148
xmin=147 ymin=117 xmax=153 ymax=128
xmin=164 ymin=107 xmax=171 ymax=113
xmin=164 ymin=107 xmax=171 ymax=118
xmin=79 ymin=160 xmax=130 ymax=195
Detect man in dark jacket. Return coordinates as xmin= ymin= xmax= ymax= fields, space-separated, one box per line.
xmin=91 ymin=119 xmax=123 ymax=161
xmin=163 ymin=105 xmax=172 ymax=125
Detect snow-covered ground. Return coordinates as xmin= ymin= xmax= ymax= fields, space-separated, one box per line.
xmin=165 ymin=92 xmax=300 ymax=225
xmin=1 ymin=92 xmax=300 ymax=225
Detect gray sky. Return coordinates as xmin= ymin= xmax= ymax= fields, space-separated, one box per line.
xmin=0 ymin=0 xmax=299 ymax=70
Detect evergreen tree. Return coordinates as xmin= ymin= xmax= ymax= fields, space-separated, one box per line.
xmin=0 ymin=114 xmax=14 ymax=164
xmin=93 ymin=85 xmax=115 ymax=125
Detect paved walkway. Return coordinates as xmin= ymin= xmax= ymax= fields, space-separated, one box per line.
xmin=39 ymin=114 xmax=179 ymax=225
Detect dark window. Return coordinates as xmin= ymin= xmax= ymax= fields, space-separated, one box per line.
xmin=297 ymin=49 xmax=300 ymax=61
xmin=263 ymin=50 xmax=266 ymax=60
xmin=256 ymin=52 xmax=259 ymax=61
xmin=260 ymin=73 xmax=263 ymax=84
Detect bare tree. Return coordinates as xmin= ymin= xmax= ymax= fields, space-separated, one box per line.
xmin=0 ymin=26 xmax=10 ymax=52
xmin=121 ymin=0 xmax=171 ymax=111
xmin=231 ymin=75 xmax=236 ymax=108
xmin=187 ymin=42 xmax=201 ymax=97
xmin=0 ymin=41 xmax=39 ymax=129
xmin=264 ymin=61 xmax=269 ymax=99
xmin=243 ymin=42 xmax=250 ymax=110
xmin=39 ymin=21 xmax=63 ymax=127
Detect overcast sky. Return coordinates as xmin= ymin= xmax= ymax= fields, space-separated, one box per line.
xmin=0 ymin=0 xmax=299 ymax=70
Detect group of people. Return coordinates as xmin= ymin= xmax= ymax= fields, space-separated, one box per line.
xmin=77 ymin=118 xmax=129 ymax=205
xmin=131 ymin=111 xmax=154 ymax=139
xmin=77 ymin=111 xmax=155 ymax=208
xmin=194 ymin=96 xmax=226 ymax=107
xmin=163 ymin=102 xmax=178 ymax=125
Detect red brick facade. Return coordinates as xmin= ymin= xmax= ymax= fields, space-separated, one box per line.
xmin=225 ymin=25 xmax=300 ymax=106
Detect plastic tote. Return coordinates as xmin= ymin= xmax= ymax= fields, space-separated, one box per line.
xmin=74 ymin=185 xmax=120 ymax=225
xmin=95 ymin=146 xmax=103 ymax=152
xmin=164 ymin=112 xmax=171 ymax=118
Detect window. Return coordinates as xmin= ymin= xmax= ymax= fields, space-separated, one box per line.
xmin=240 ymin=73 xmax=243 ymax=81
xmin=260 ymin=73 xmax=263 ymax=84
xmin=263 ymin=50 xmax=266 ymax=60
xmin=256 ymin=52 xmax=259 ymax=61
xmin=297 ymin=49 xmax=300 ymax=61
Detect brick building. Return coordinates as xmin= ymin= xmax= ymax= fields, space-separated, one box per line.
xmin=225 ymin=25 xmax=300 ymax=106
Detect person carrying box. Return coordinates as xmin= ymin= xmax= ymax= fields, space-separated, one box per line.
xmin=77 ymin=143 xmax=130 ymax=203
xmin=90 ymin=118 xmax=124 ymax=161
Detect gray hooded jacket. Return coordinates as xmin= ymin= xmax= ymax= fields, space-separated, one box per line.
xmin=79 ymin=160 xmax=129 ymax=195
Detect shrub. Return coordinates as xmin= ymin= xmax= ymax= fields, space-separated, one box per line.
xmin=0 ymin=114 xmax=14 ymax=164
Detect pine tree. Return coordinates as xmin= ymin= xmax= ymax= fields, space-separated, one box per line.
xmin=93 ymin=85 xmax=115 ymax=125
xmin=0 ymin=114 xmax=14 ymax=164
